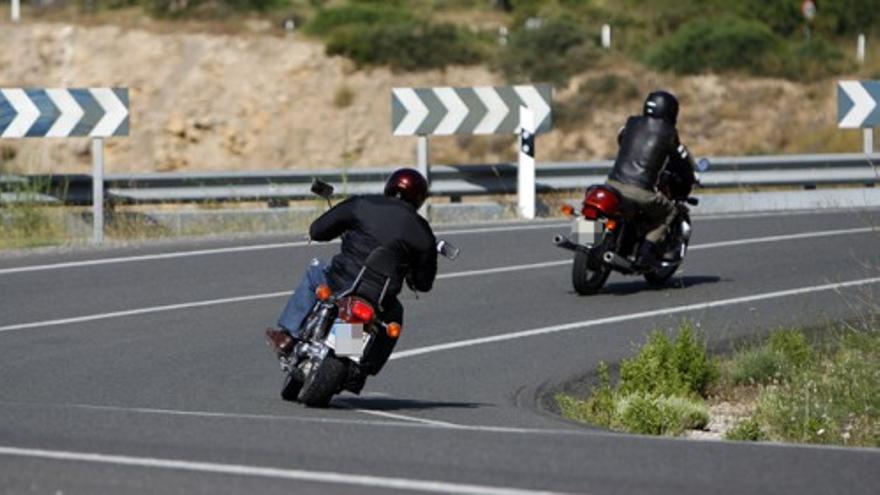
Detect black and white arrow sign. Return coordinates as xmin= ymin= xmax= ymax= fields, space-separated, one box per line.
xmin=0 ymin=88 xmax=129 ymax=138
xmin=837 ymin=80 xmax=880 ymax=128
xmin=392 ymin=84 xmax=552 ymax=136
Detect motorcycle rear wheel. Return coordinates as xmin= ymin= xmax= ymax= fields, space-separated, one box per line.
xmin=572 ymin=249 xmax=611 ymax=295
xmin=298 ymin=356 xmax=347 ymax=408
xmin=281 ymin=368 xmax=305 ymax=401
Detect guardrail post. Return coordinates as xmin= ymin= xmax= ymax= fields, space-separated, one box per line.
xmin=518 ymin=106 xmax=536 ymax=219
xmin=92 ymin=138 xmax=105 ymax=244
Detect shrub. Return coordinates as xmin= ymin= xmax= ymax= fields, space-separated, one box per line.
xmin=619 ymin=323 xmax=718 ymax=398
xmin=326 ymin=21 xmax=483 ymax=71
xmin=306 ymin=3 xmax=413 ymax=36
xmin=725 ymin=418 xmax=766 ymax=442
xmin=775 ymin=38 xmax=852 ymax=82
xmin=768 ymin=328 xmax=813 ymax=370
xmin=616 ymin=392 xmax=709 ymax=436
xmin=725 ymin=346 xmax=784 ymax=386
xmin=498 ymin=16 xmax=601 ymax=86
xmin=647 ymin=17 xmax=782 ymax=76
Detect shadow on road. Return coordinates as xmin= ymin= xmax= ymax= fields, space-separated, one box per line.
xmin=334 ymin=396 xmax=484 ymax=412
xmin=602 ymin=274 xmax=725 ymax=296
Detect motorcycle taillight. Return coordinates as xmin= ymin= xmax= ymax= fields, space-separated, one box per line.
xmin=338 ymin=297 xmax=375 ymax=324
xmin=582 ymin=185 xmax=620 ymax=219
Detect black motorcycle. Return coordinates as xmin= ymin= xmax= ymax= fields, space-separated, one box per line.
xmin=277 ymin=180 xmax=459 ymax=407
xmin=554 ymin=158 xmax=709 ymax=295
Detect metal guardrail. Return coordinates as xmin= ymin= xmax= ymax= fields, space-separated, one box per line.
xmin=1 ymin=153 xmax=878 ymax=205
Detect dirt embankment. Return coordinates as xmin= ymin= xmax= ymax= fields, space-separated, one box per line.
xmin=0 ymin=21 xmax=859 ymax=175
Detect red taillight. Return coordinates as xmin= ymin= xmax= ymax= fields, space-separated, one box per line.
xmin=581 ymin=186 xmax=620 ymax=219
xmin=338 ymin=297 xmax=375 ymax=323
xmin=350 ymin=299 xmax=374 ymax=323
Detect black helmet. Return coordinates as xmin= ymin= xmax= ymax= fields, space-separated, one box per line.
xmin=643 ymin=90 xmax=679 ymax=125
xmin=384 ymin=168 xmax=428 ymax=209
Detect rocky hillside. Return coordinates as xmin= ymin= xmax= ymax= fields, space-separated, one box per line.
xmin=0 ymin=21 xmax=864 ymax=175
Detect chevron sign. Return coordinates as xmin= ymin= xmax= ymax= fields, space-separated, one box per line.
xmin=392 ymin=84 xmax=552 ymax=136
xmin=0 ymin=88 xmax=129 ymax=138
xmin=838 ymin=81 xmax=880 ymax=128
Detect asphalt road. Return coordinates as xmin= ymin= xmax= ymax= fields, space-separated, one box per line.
xmin=1 ymin=209 xmax=879 ymax=495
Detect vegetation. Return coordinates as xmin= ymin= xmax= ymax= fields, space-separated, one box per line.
xmin=557 ymin=323 xmax=717 ymax=437
xmin=560 ymin=322 xmax=880 ymax=447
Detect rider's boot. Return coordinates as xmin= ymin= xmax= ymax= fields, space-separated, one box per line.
xmin=636 ymin=240 xmax=661 ymax=270
xmin=265 ymin=327 xmax=298 ymax=358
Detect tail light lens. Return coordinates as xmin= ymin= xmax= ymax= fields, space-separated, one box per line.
xmin=581 ymin=186 xmax=620 ymax=219
xmin=337 ymin=297 xmax=375 ymax=324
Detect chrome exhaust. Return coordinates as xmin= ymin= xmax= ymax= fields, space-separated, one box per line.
xmin=553 ymin=234 xmax=580 ymax=252
xmin=602 ymin=251 xmax=634 ymax=272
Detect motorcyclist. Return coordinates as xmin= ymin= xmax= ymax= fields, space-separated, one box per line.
xmin=265 ymin=168 xmax=437 ymax=386
xmin=606 ymin=90 xmax=696 ymax=268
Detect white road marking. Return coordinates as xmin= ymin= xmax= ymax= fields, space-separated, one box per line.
xmin=346 ymin=408 xmax=459 ymax=427
xmin=0 ymin=446 xmax=569 ymax=495
xmin=391 ymin=276 xmax=880 ymax=360
xmin=0 ymin=292 xmax=290 ymax=333
xmin=0 ymin=226 xmax=875 ymax=333
xmin=0 ymin=223 xmax=565 ymax=276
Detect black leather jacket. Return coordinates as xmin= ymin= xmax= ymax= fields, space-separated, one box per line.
xmin=309 ymin=195 xmax=437 ymax=297
xmin=609 ymin=115 xmax=687 ymax=191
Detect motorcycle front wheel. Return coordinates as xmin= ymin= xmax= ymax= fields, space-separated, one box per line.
xmin=572 ymin=249 xmax=611 ymax=295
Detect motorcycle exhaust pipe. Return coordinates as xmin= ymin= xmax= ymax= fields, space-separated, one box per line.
xmin=602 ymin=251 xmax=634 ymax=272
xmin=553 ymin=234 xmax=580 ymax=252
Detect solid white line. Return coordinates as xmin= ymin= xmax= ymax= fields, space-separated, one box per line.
xmin=0 ymin=446 xmax=568 ymax=495
xmin=348 ymin=408 xmax=459 ymax=427
xmin=391 ymin=276 xmax=880 ymax=360
xmin=0 ymin=292 xmax=290 ymax=333
xmin=1 ymin=226 xmax=875 ymax=334
xmin=0 ymin=223 xmax=566 ymax=276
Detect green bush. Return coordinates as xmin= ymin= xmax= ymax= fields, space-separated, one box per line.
xmin=725 ymin=346 xmax=784 ymax=386
xmin=619 ymin=323 xmax=718 ymax=398
xmin=725 ymin=418 xmax=766 ymax=442
xmin=326 ymin=21 xmax=483 ymax=70
xmin=755 ymin=330 xmax=880 ymax=447
xmin=647 ymin=17 xmax=782 ymax=76
xmin=768 ymin=328 xmax=813 ymax=370
xmin=306 ymin=3 xmax=413 ymax=36
xmin=616 ymin=392 xmax=709 ymax=436
xmin=498 ymin=16 xmax=601 ymax=86
xmin=775 ymin=38 xmax=852 ymax=81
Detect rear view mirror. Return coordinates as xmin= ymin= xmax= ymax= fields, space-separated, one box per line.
xmin=697 ymin=158 xmax=710 ymax=172
xmin=311 ymin=179 xmax=335 ymax=199
xmin=437 ymin=240 xmax=460 ymax=260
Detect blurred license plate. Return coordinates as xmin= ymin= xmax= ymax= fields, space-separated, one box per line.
xmin=571 ymin=218 xmax=602 ymax=246
xmin=330 ymin=322 xmax=365 ymax=356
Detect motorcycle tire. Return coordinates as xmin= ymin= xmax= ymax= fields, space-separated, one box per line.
xmin=298 ymin=356 xmax=347 ymax=408
xmin=281 ymin=368 xmax=305 ymax=401
xmin=572 ymin=249 xmax=611 ymax=295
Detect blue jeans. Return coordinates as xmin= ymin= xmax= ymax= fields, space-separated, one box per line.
xmin=278 ymin=259 xmax=328 ymax=338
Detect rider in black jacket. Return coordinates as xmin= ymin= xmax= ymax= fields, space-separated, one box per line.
xmin=607 ymin=90 xmax=695 ymax=267
xmin=266 ymin=168 xmax=437 ymax=376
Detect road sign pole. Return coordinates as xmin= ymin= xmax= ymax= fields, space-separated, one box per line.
xmin=865 ymin=128 xmax=874 ymax=154
xmin=416 ymin=135 xmax=430 ymax=216
xmin=11 ymin=0 xmax=20 ymax=22
xmin=518 ymin=107 xmax=536 ymax=219
xmin=92 ymin=138 xmax=105 ymax=244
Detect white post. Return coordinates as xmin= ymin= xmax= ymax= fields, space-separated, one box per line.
xmin=857 ymin=34 xmax=866 ymax=64
xmin=518 ymin=107 xmax=536 ymax=219
xmin=601 ymin=24 xmax=612 ymax=49
xmin=865 ymin=128 xmax=874 ymax=155
xmin=11 ymin=0 xmax=20 ymax=22
xmin=416 ymin=135 xmax=429 ymax=216
xmin=92 ymin=138 xmax=105 ymax=244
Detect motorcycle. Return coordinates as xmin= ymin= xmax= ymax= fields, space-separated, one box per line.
xmin=277 ymin=179 xmax=459 ymax=408
xmin=554 ymin=158 xmax=709 ymax=295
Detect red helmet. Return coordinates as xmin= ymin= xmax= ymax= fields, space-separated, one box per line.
xmin=384 ymin=168 xmax=428 ymax=209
